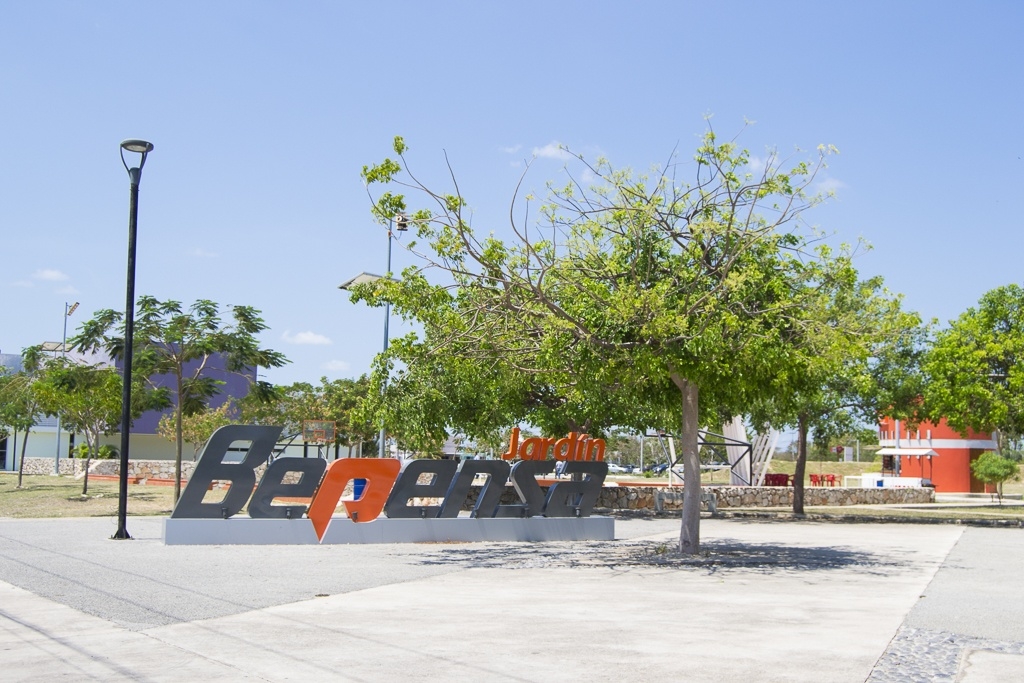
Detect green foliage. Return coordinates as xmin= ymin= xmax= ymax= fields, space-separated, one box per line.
xmin=0 ymin=346 xmax=49 ymax=487
xmin=354 ymin=126 xmax=846 ymax=552
xmin=158 ymin=401 xmax=238 ymax=460
xmin=34 ymin=359 xmax=161 ymax=494
xmin=239 ymin=376 xmax=377 ymax=451
xmin=970 ymin=451 xmax=1021 ymax=503
xmin=70 ymin=297 xmax=288 ymax=500
xmin=924 ymin=284 xmax=1024 ymax=442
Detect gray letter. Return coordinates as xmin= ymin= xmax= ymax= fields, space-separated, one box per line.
xmin=438 ymin=460 xmax=511 ymax=518
xmin=543 ymin=461 xmax=607 ymax=517
xmin=496 ymin=460 xmax=554 ymax=517
xmin=171 ymin=425 xmax=282 ymax=519
xmin=248 ymin=457 xmax=327 ymax=519
xmin=384 ymin=459 xmax=458 ymax=518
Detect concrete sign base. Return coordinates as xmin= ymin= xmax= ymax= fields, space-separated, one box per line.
xmin=162 ymin=516 xmax=615 ymax=545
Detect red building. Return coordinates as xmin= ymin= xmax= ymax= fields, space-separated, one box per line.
xmin=878 ymin=417 xmax=996 ymax=493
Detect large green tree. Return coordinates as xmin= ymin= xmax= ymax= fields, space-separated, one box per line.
xmin=70 ymin=297 xmax=288 ymax=501
xmin=924 ymin=284 xmax=1024 ymax=448
xmin=749 ymin=262 xmax=925 ymax=513
xmin=355 ymin=130 xmax=839 ymax=554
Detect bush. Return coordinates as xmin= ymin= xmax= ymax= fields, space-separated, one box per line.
xmin=72 ymin=444 xmax=118 ymax=459
xmin=970 ymin=451 xmax=1021 ymax=502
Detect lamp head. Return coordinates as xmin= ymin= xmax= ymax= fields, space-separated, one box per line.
xmin=120 ymin=139 xmax=154 ymax=154
xmin=120 ymin=139 xmax=154 ymax=177
xmin=395 ymin=213 xmax=409 ymax=231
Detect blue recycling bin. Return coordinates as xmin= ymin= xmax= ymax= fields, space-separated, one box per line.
xmin=354 ymin=478 xmax=367 ymax=499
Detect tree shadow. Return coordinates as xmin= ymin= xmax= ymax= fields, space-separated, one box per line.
xmin=413 ymin=537 xmax=907 ymax=576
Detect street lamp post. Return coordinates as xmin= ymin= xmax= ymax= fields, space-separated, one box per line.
xmin=113 ymin=139 xmax=153 ymax=540
xmin=53 ymin=301 xmax=79 ymax=474
xmin=339 ymin=213 xmax=408 ymax=458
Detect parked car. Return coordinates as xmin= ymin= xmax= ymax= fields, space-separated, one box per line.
xmin=646 ymin=463 xmax=670 ymax=474
xmin=606 ymin=463 xmax=628 ymax=474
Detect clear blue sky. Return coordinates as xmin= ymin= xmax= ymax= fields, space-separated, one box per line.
xmin=2 ymin=2 xmax=1022 ymax=388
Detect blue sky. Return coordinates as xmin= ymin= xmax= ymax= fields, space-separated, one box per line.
xmin=2 ymin=1 xmax=1023 ymax=389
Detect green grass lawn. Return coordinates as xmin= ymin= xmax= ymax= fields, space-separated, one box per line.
xmin=0 ymin=473 xmax=175 ymax=518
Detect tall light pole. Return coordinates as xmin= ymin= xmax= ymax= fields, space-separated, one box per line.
xmin=53 ymin=301 xmax=79 ymax=474
xmin=339 ymin=212 xmax=408 ymax=458
xmin=113 ymin=139 xmax=153 ymax=540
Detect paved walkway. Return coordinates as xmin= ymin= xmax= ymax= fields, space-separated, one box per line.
xmin=0 ymin=516 xmax=1019 ymax=681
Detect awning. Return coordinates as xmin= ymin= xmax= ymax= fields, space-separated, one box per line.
xmin=876 ymin=447 xmax=938 ymax=457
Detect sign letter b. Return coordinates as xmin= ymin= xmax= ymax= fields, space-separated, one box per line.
xmin=170 ymin=425 xmax=282 ymax=519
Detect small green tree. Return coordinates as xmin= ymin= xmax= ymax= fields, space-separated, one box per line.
xmin=970 ymin=451 xmax=1020 ymax=504
xmin=157 ymin=401 xmax=238 ymax=461
xmin=924 ymin=284 xmax=1024 ymax=451
xmin=70 ymin=297 xmax=288 ymax=502
xmin=0 ymin=346 xmax=46 ymax=488
xmin=35 ymin=361 xmax=162 ymax=495
xmin=240 ymin=376 xmax=378 ymax=456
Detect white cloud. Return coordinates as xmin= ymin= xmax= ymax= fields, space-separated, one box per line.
xmin=11 ymin=280 xmax=33 ymax=288
xmin=500 ymin=144 xmax=522 ymax=154
xmin=193 ymin=248 xmax=218 ymax=258
xmin=581 ymin=168 xmax=596 ymax=184
xmin=33 ymin=269 xmax=69 ymax=282
xmin=746 ymin=155 xmax=767 ymax=175
xmin=55 ymin=285 xmax=79 ymax=295
xmin=532 ymin=142 xmax=572 ymax=160
xmin=323 ymin=360 xmax=351 ymax=372
xmin=814 ymin=177 xmax=847 ymax=196
xmin=282 ymin=330 xmax=332 ymax=345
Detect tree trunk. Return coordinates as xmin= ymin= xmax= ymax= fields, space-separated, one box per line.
xmin=16 ymin=428 xmax=27 ymax=488
xmin=670 ymin=373 xmax=701 ymax=555
xmin=82 ymin=453 xmax=92 ymax=495
xmin=82 ymin=434 xmax=97 ymax=496
xmin=174 ymin=372 xmax=184 ymax=503
xmin=793 ymin=413 xmax=809 ymax=515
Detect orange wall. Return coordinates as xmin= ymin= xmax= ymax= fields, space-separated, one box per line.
xmin=898 ymin=450 xmax=985 ymax=493
xmin=879 ymin=417 xmax=991 ymax=493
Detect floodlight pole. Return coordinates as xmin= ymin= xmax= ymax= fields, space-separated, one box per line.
xmin=113 ymin=139 xmax=153 ymax=540
xmin=53 ymin=301 xmax=79 ymax=474
xmin=379 ymin=217 xmax=393 ymax=458
xmin=380 ymin=214 xmax=407 ymax=456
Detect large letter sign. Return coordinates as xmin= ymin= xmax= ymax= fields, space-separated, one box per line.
xmin=171 ymin=425 xmax=608 ymax=543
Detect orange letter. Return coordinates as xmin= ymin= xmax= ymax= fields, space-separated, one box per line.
xmin=573 ymin=435 xmax=590 ymax=460
xmin=501 ymin=427 xmax=521 ymax=460
xmin=519 ymin=437 xmax=546 ymax=461
xmin=554 ymin=433 xmax=578 ymax=461
xmin=586 ymin=438 xmax=606 ymax=461
xmin=307 ymin=459 xmax=401 ymax=541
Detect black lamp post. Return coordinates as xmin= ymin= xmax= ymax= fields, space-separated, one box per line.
xmin=113 ymin=139 xmax=153 ymax=540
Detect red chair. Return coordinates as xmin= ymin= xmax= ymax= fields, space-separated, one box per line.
xmin=824 ymin=474 xmax=837 ymax=487
xmin=809 ymin=474 xmax=821 ymax=487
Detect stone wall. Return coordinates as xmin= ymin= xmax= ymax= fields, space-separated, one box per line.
xmin=19 ymin=457 xmax=197 ymax=481
xmin=427 ymin=483 xmax=933 ymax=511
xmin=16 ymin=459 xmax=934 ymax=509
xmin=597 ymin=485 xmax=934 ymax=510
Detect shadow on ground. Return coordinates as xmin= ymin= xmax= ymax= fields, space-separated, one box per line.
xmin=414 ymin=538 xmax=904 ymax=575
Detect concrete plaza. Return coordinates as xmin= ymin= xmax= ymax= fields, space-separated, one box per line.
xmin=0 ymin=515 xmax=1021 ymax=682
